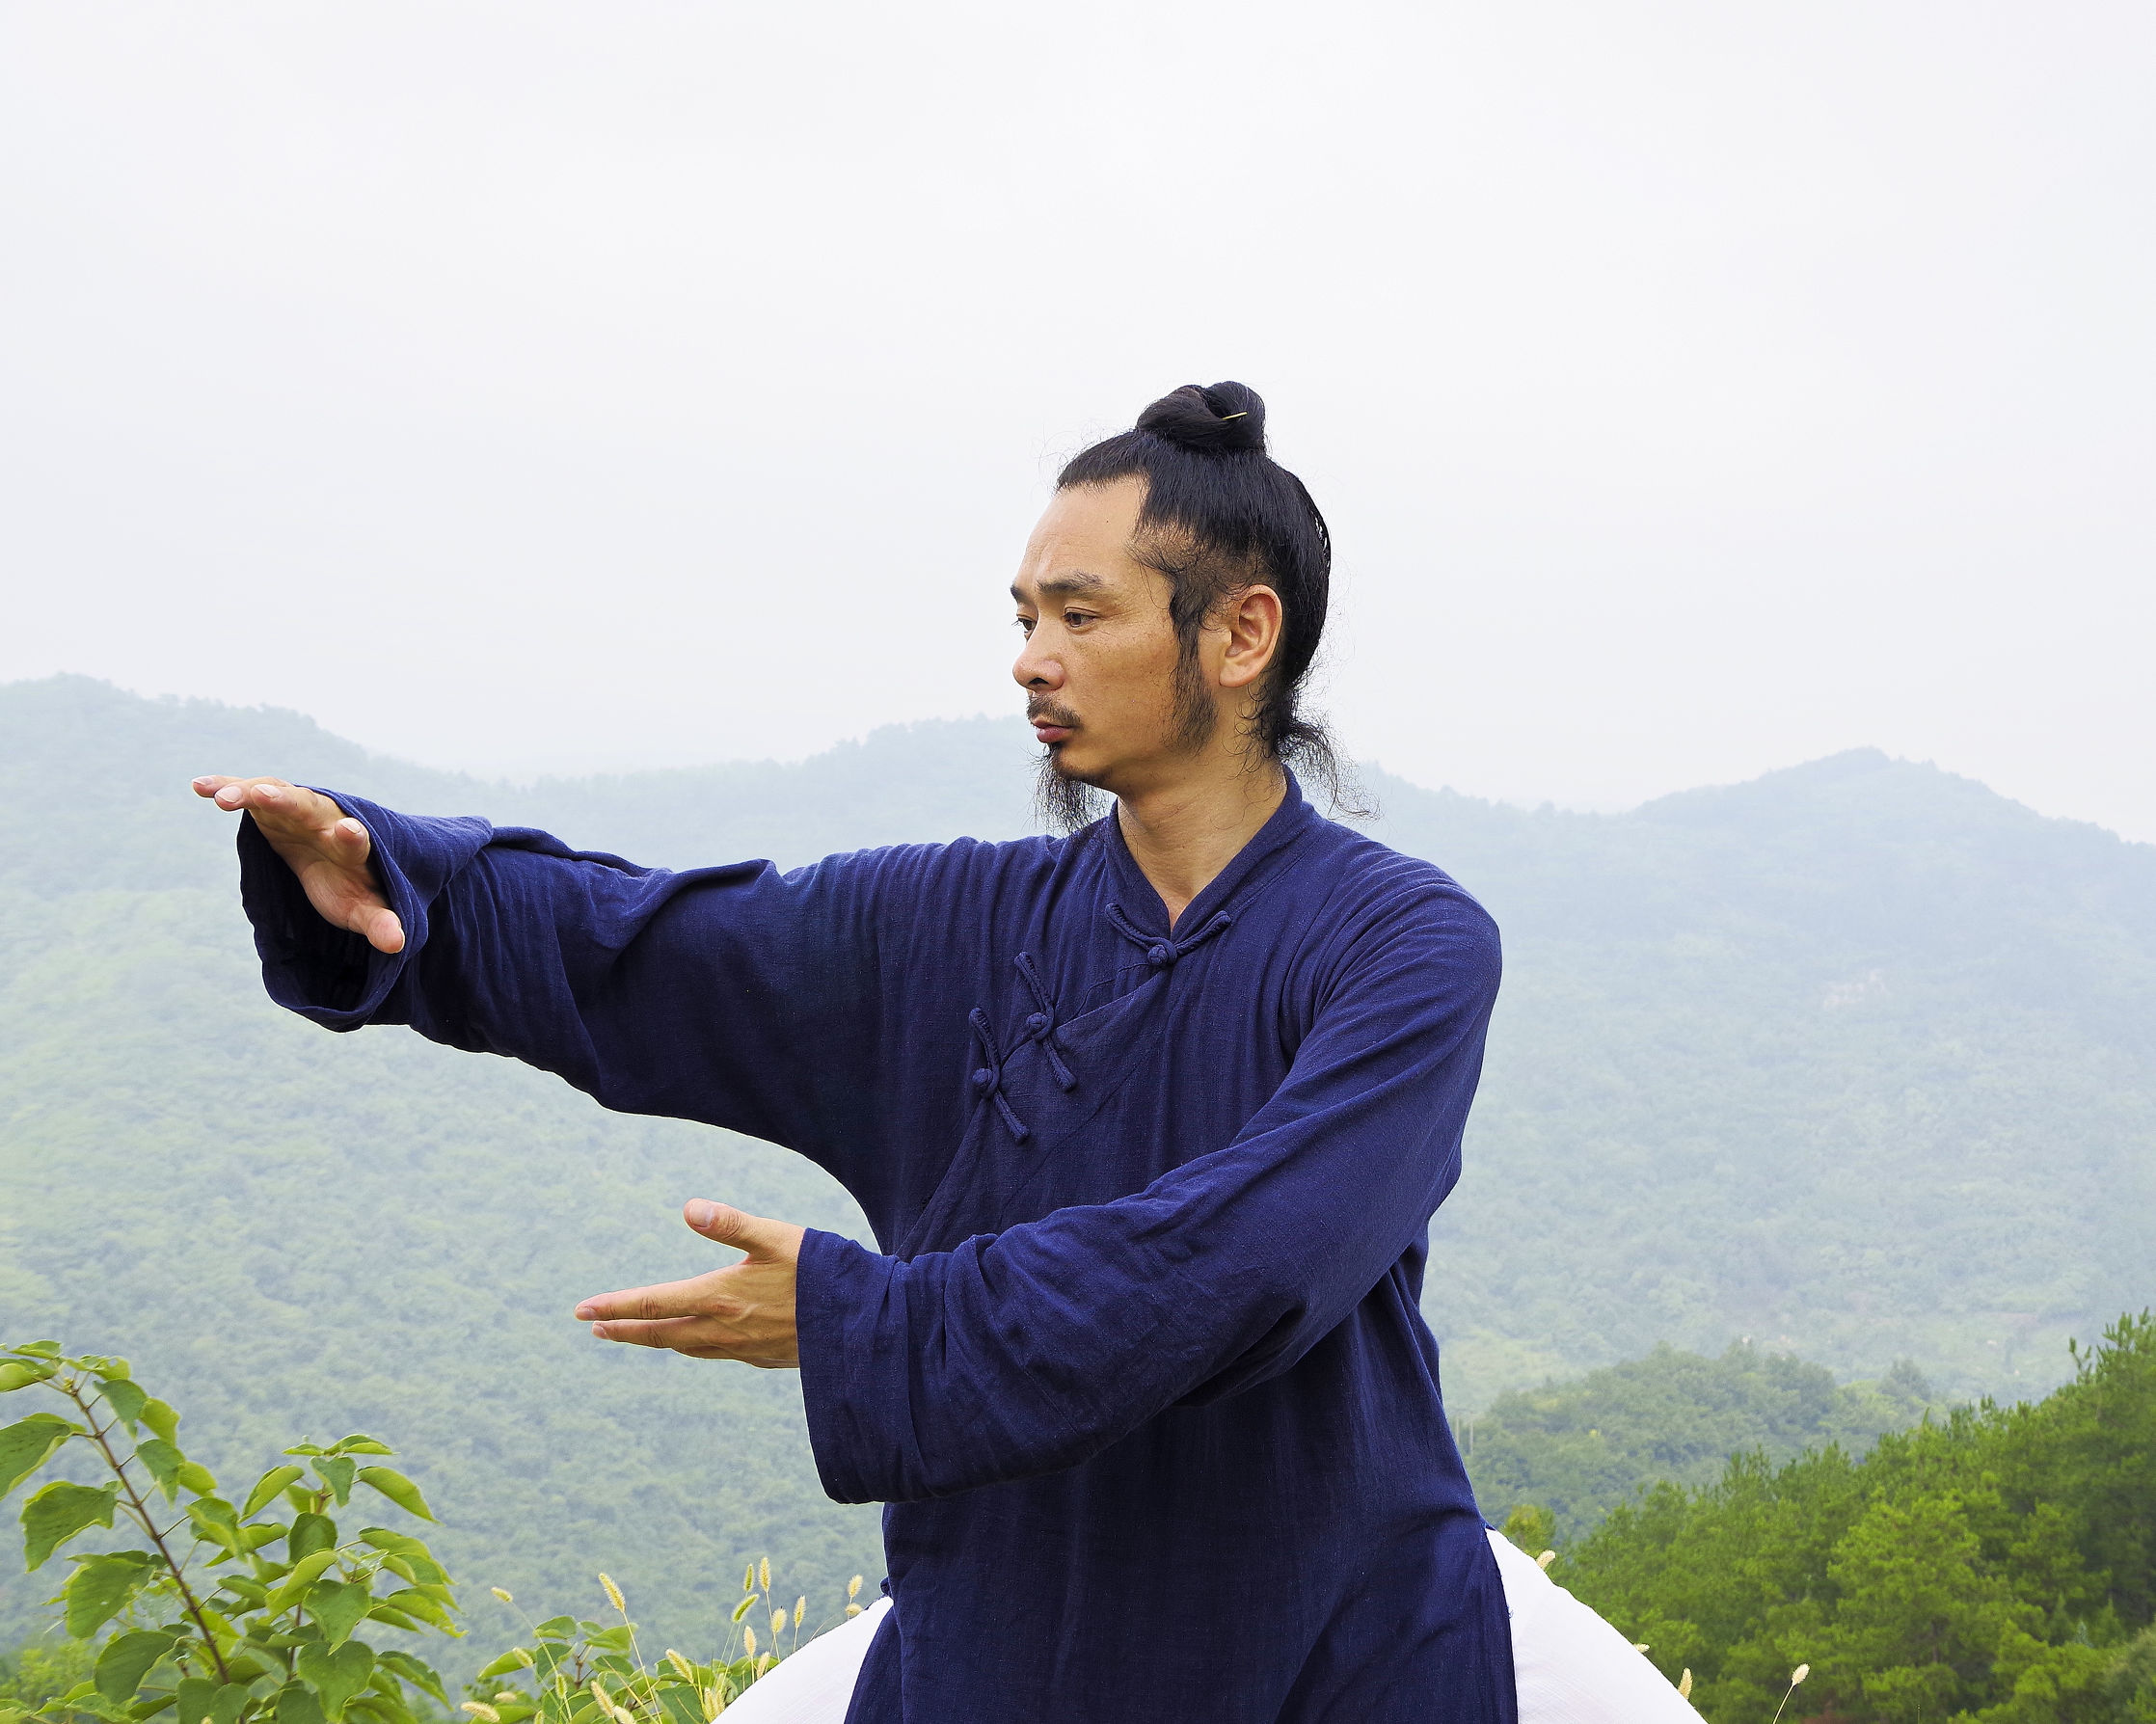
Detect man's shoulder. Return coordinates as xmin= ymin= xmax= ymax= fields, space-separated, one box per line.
xmin=1299 ymin=815 xmax=1498 ymax=940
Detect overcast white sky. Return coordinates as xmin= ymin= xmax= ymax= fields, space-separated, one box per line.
xmin=4 ymin=3 xmax=2150 ymax=837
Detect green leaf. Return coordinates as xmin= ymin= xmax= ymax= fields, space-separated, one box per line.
xmin=206 ymin=1684 xmax=248 ymax=1724
xmin=185 ymin=1498 xmax=241 ymax=1556
xmin=328 ymin=1438 xmax=394 ymax=1458
xmin=15 ymin=1341 xmax=63 ymax=1358
xmin=355 ymin=1529 xmax=423 ymax=1558
xmin=242 ymin=1468 xmax=307 ymax=1522
xmin=92 ymin=1360 xmax=132 ymax=1382
xmin=370 ymin=1654 xmax=443 ymax=1708
xmin=99 ymin=1381 xmax=148 ymax=1427
xmin=361 ymin=1605 xmax=422 ymax=1632
xmin=287 ymin=1514 xmax=337 ymax=1563
xmin=295 ymin=1641 xmax=373 ymax=1720
xmin=308 ymin=1458 xmax=355 ymax=1506
xmin=66 ymin=1549 xmax=159 ymax=1637
xmin=306 ymin=1579 xmax=371 ymax=1650
xmin=655 ymin=1689 xmax=702 ymax=1724
xmin=267 ymin=1549 xmax=341 ymax=1613
xmin=174 ymin=1463 xmax=218 ymax=1498
xmin=95 ymin=1631 xmax=178 ymax=1703
xmin=133 ymin=1440 xmax=185 ymax=1502
xmin=22 ymin=1478 xmax=119 ymax=1568
xmin=531 ymin=1618 xmax=576 ymax=1642
xmin=282 ymin=1445 xmax=325 ymax=1459
xmin=274 ymin=1684 xmax=325 ymax=1724
xmin=473 ymin=1654 xmax=528 ymax=1682
xmin=377 ymin=1589 xmax=456 ymax=1633
xmin=139 ymin=1401 xmax=179 ymax=1444
xmin=174 ymin=1679 xmax=216 ymax=1724
xmin=0 ymin=1413 xmax=78 ymax=1498
xmin=213 ymin=1573 xmax=269 ymax=1607
xmin=352 ymin=1469 xmax=430 ymax=1522
xmin=0 ymin=1360 xmax=57 ymax=1392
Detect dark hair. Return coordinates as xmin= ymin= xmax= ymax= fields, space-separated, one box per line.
xmin=1057 ymin=381 xmax=1361 ymax=811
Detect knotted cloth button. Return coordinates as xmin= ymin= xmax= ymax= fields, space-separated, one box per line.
xmin=1147 ymin=942 xmax=1175 ymax=968
xmin=970 ymin=1067 xmax=995 ymax=1093
xmin=1026 ymin=1011 xmax=1050 ymax=1034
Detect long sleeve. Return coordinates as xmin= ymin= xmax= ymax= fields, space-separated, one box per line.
xmin=794 ymin=891 xmax=1501 ymax=1503
xmin=237 ymin=791 xmax=904 ymax=1166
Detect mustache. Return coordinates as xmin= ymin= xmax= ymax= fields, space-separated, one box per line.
xmin=1026 ymin=697 xmax=1081 ymax=731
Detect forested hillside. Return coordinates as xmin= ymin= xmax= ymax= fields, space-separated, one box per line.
xmin=1561 ymin=1315 xmax=2156 ymax=1721
xmin=4 ymin=674 xmax=2152 ymax=1668
xmin=1459 ymin=1343 xmax=1940 ymax=1543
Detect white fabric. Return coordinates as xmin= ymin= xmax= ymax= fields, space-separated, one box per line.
xmin=720 ymin=1599 xmax=890 ymax=1720
xmin=1486 ymin=1530 xmax=1706 ymax=1721
xmin=720 ymin=1535 xmax=1706 ymax=1720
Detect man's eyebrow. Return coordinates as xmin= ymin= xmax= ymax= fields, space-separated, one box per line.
xmin=1012 ymin=570 xmax=1110 ymax=603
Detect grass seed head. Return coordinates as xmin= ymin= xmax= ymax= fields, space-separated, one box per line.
xmin=665 ymin=1651 xmax=695 ymax=1683
xmin=770 ymin=1609 xmax=785 ymax=1639
xmin=491 ymin=1587 xmax=515 ymax=1604
xmin=1536 ymin=1549 xmax=1557 ymax=1571
xmin=742 ymin=1566 xmax=754 ymax=1594
xmin=590 ymin=1680 xmax=613 ymax=1711
xmin=848 ymin=1576 xmax=863 ymax=1601
xmin=845 ymin=1603 xmax=863 ymax=1618
xmin=742 ymin=1625 xmax=757 ymax=1660
xmin=1792 ymin=1664 xmax=1809 ymax=1684
xmin=601 ymin=1574 xmax=627 ymax=1614
xmin=1678 ymin=1670 xmax=1692 ymax=1698
xmin=794 ymin=1597 xmax=805 ymax=1630
xmin=759 ymin=1558 xmax=770 ymax=1592
xmin=700 ymin=1687 xmax=723 ymax=1720
xmin=462 ymin=1707 xmax=500 ymax=1722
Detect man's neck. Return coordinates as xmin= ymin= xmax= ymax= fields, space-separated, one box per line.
xmin=1115 ymin=757 xmax=1288 ymax=930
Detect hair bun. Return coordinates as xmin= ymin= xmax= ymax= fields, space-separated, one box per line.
xmin=1134 ymin=381 xmax=1267 ymax=454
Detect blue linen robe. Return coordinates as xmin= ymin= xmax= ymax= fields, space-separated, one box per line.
xmin=236 ymin=776 xmax=1514 ymax=1723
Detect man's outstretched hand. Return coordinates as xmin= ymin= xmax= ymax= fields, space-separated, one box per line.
xmin=192 ymin=775 xmax=406 ymax=955
xmin=577 ymin=1201 xmax=806 ymax=1369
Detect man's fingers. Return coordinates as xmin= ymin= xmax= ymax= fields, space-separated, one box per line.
xmin=685 ymin=1199 xmax=805 ymax=1262
xmin=358 ymin=901 xmax=407 ymax=955
xmin=583 ymin=1314 xmax=706 ymax=1351
xmin=573 ymin=1277 xmax=714 ymax=1324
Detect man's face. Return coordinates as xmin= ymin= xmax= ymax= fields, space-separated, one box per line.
xmin=1011 ymin=477 xmax=1192 ymax=799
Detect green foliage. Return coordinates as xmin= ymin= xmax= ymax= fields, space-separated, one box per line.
xmin=0 ymin=1343 xmax=457 ymax=1724
xmin=1560 ymin=1314 xmax=2156 ymax=1723
xmin=1463 ymin=1342 xmax=1939 ymax=1540
xmin=467 ymin=1565 xmax=868 ymax=1724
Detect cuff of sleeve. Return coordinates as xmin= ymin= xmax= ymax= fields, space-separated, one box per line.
xmin=237 ymin=790 xmax=492 ymax=1030
xmin=796 ymin=1227 xmax=918 ymax=1505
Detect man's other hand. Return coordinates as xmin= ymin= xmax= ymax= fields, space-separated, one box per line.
xmin=576 ymin=1201 xmax=806 ymax=1369
xmin=192 ymin=775 xmax=406 ymax=955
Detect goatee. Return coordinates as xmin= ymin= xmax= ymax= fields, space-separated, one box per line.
xmin=1034 ymin=749 xmax=1109 ymax=836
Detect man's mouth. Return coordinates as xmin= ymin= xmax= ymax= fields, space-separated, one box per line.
xmin=1028 ymin=703 xmax=1079 ymax=747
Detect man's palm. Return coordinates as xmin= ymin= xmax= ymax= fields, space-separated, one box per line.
xmin=192 ymin=775 xmax=407 ymax=954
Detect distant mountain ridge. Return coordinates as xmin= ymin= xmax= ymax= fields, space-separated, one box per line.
xmin=3 ymin=674 xmax=2150 ymax=1658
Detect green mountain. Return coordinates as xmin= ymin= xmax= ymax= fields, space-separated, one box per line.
xmin=3 ymin=675 xmax=2151 ymax=1665
xmin=1458 ymin=1342 xmax=1940 ymax=1544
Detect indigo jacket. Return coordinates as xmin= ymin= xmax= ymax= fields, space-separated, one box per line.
xmin=238 ymin=776 xmax=1515 ymax=1723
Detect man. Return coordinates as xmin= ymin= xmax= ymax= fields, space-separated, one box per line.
xmin=199 ymin=384 xmax=1699 ymax=1723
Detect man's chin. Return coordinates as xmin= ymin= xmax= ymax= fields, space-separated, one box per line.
xmin=1034 ymin=745 xmax=1111 ymax=834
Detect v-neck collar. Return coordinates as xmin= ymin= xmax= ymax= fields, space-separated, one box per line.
xmin=1098 ymin=773 xmax=1317 ymax=936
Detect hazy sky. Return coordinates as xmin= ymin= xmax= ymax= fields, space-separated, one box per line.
xmin=5 ymin=3 xmax=2150 ymax=838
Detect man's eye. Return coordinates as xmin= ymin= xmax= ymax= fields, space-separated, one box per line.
xmin=1014 ymin=616 xmax=1036 ymax=635
xmin=1063 ymin=610 xmax=1095 ymax=628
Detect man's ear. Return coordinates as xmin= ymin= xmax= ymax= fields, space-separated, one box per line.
xmin=1218 ymin=585 xmax=1284 ymax=689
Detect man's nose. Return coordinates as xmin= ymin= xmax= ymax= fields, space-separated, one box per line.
xmin=1012 ymin=638 xmax=1063 ymax=689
